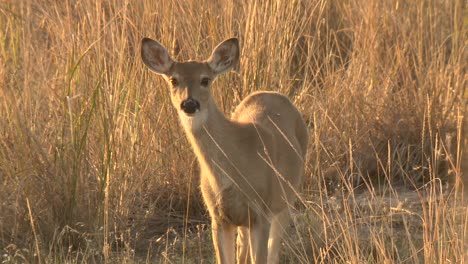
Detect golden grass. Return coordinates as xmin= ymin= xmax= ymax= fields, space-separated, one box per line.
xmin=0 ymin=0 xmax=466 ymax=263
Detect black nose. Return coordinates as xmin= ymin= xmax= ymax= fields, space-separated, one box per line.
xmin=180 ymin=98 xmax=200 ymax=114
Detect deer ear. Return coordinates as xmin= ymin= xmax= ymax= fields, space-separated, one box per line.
xmin=207 ymin=38 xmax=239 ymax=75
xmin=141 ymin=38 xmax=174 ymax=74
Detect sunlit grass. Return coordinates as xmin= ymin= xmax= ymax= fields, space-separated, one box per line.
xmin=0 ymin=0 xmax=466 ymax=263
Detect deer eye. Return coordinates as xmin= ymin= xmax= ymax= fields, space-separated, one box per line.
xmin=169 ymin=77 xmax=179 ymax=86
xmin=200 ymin=77 xmax=211 ymax=86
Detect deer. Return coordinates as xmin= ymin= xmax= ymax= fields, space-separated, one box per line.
xmin=141 ymin=37 xmax=308 ymax=264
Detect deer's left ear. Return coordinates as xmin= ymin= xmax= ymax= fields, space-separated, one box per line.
xmin=207 ymin=38 xmax=239 ymax=75
xmin=141 ymin=38 xmax=174 ymax=75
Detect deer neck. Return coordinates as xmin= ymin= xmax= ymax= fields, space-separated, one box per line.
xmin=178 ymin=98 xmax=243 ymax=189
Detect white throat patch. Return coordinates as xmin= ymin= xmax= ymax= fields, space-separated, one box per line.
xmin=179 ymin=108 xmax=208 ymax=132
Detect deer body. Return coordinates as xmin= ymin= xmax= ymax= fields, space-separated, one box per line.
xmin=141 ymin=37 xmax=308 ymax=264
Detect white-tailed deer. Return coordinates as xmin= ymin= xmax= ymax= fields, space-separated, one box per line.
xmin=141 ymin=37 xmax=308 ymax=264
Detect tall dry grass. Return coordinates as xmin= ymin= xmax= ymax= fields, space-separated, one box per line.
xmin=0 ymin=0 xmax=466 ymax=263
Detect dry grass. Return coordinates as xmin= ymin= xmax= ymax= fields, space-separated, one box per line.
xmin=0 ymin=0 xmax=466 ymax=263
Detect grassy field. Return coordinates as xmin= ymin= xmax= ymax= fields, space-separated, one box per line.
xmin=0 ymin=0 xmax=466 ymax=263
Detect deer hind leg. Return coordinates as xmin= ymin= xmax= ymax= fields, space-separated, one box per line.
xmin=212 ymin=220 xmax=236 ymax=264
xmin=236 ymin=226 xmax=250 ymax=264
xmin=267 ymin=209 xmax=290 ymax=264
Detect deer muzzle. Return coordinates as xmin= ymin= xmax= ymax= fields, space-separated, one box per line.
xmin=180 ymin=98 xmax=200 ymax=114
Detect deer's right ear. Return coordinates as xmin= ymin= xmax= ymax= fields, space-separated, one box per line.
xmin=141 ymin=38 xmax=174 ymax=74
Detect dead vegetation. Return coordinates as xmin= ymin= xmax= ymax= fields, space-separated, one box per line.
xmin=0 ymin=0 xmax=466 ymax=263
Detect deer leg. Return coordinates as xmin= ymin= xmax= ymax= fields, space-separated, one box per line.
xmin=212 ymin=220 xmax=236 ymax=264
xmin=237 ymin=226 xmax=250 ymax=264
xmin=267 ymin=209 xmax=290 ymax=263
xmin=248 ymin=217 xmax=270 ymax=264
